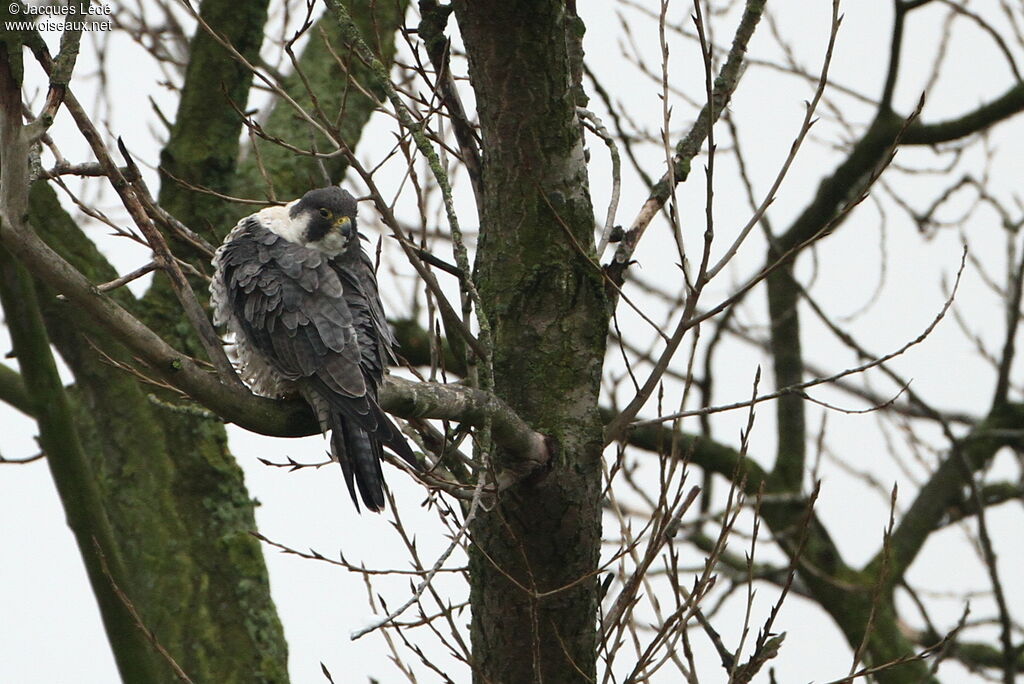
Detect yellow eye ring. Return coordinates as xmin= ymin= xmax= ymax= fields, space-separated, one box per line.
xmin=319 ymin=208 xmax=332 ymax=219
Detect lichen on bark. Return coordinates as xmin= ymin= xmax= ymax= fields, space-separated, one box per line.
xmin=453 ymin=1 xmax=609 ymax=681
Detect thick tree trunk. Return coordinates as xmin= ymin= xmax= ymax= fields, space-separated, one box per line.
xmin=454 ymin=2 xmax=609 ymax=681
xmin=15 ymin=0 xmax=291 ymax=680
xmin=232 ymin=0 xmax=408 ymax=203
xmin=1 ymin=48 xmax=167 ymax=681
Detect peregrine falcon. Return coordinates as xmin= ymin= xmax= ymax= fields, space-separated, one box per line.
xmin=211 ymin=186 xmax=417 ymax=511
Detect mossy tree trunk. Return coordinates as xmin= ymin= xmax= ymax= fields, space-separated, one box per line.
xmin=453 ymin=2 xmax=609 ymax=681
xmin=232 ymin=0 xmax=407 ymax=203
xmin=17 ymin=0 xmax=291 ymax=679
xmin=2 ymin=1 xmax=407 ymax=681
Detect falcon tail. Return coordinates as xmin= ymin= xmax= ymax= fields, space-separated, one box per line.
xmin=329 ymin=410 xmax=418 ymax=513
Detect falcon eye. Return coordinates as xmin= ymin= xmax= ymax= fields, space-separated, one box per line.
xmin=319 ymin=208 xmax=332 ymax=219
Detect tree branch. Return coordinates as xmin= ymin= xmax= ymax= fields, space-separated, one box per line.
xmin=605 ymin=0 xmax=766 ymax=293
xmin=903 ymin=83 xmax=1024 ymax=145
xmin=26 ymin=41 xmax=241 ymax=386
xmin=0 ymin=363 xmax=32 ymax=416
xmin=232 ymin=0 xmax=410 ymax=204
xmin=382 ymin=377 xmax=549 ymax=478
xmin=0 ymin=43 xmax=165 ymax=682
xmin=874 ymin=403 xmax=1024 ymax=584
xmin=619 ymin=411 xmax=935 ymax=682
xmin=879 ymin=1 xmax=907 ymax=111
xmin=0 ymin=200 xmax=547 ymax=474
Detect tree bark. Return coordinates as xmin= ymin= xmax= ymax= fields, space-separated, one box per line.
xmin=232 ymin=0 xmax=409 ymax=203
xmin=1 ymin=46 xmax=169 ymax=683
xmin=453 ymin=2 xmax=609 ymax=681
xmin=5 ymin=2 xmax=437 ymax=679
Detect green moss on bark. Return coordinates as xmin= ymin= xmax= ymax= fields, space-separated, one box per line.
xmin=0 ymin=248 xmax=168 ymax=683
xmin=454 ymin=1 xmax=609 ymax=681
xmin=29 ymin=179 xmax=287 ymax=682
xmin=233 ymin=0 xmax=409 ymax=205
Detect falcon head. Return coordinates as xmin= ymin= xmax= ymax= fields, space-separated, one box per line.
xmin=287 ymin=186 xmax=358 ymax=255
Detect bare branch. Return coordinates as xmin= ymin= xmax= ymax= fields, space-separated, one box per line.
xmin=0 ymin=200 xmax=547 ymax=475
xmin=605 ymin=0 xmax=766 ymax=293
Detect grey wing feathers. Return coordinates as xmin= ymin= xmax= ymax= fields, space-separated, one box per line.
xmin=213 ymin=217 xmax=417 ymax=512
xmin=215 ymin=218 xmax=367 ymax=395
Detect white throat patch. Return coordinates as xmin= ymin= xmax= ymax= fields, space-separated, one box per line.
xmin=310 ymin=230 xmax=350 ymax=256
xmin=258 ymin=201 xmax=308 ymax=245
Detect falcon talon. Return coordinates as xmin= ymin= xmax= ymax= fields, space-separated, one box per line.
xmin=211 ymin=186 xmax=419 ymax=513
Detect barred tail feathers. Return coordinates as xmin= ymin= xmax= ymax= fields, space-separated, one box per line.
xmin=330 ymin=412 xmax=387 ymax=512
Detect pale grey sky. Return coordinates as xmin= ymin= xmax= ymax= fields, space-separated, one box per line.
xmin=3 ymin=2 xmax=1022 ymax=682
